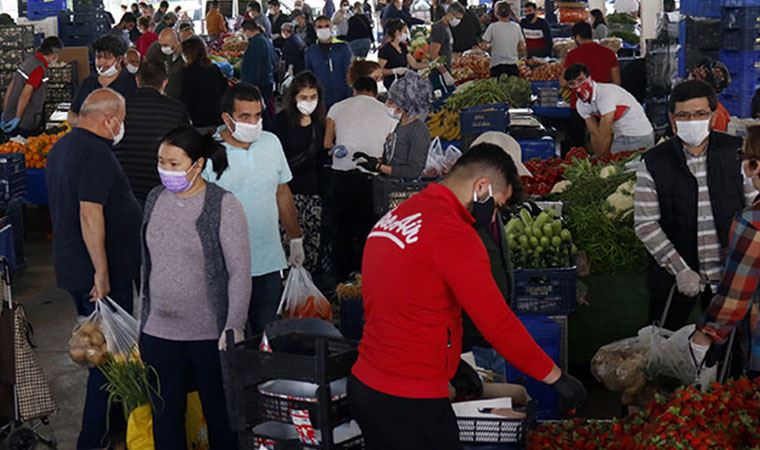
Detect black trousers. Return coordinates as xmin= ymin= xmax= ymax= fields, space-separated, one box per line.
xmin=348 ymin=375 xmax=463 ymax=450
xmin=331 ymin=170 xmax=378 ymax=283
xmin=490 ymin=64 xmax=519 ymax=78
xmin=140 ymin=333 xmax=238 ymax=450
xmin=248 ymin=271 xmax=284 ymax=334
xmin=568 ymin=108 xmax=587 ymax=149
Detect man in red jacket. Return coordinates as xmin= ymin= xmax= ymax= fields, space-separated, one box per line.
xmin=349 ymin=143 xmax=586 ymax=450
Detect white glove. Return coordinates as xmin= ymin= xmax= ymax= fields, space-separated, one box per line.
xmin=392 ymin=67 xmax=408 ymax=76
xmin=689 ymin=339 xmax=709 ymax=367
xmin=218 ymin=327 xmax=245 ymax=351
xmin=442 ymin=71 xmax=456 ymax=87
xmin=289 ymin=238 xmax=305 ymax=267
xmin=675 ymin=268 xmax=702 ymax=298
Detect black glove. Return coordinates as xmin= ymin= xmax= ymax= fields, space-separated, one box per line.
xmin=450 ymin=359 xmax=483 ymax=401
xmin=704 ymin=342 xmax=727 ymax=368
xmin=352 ymin=151 xmax=380 ymax=172
xmin=550 ymin=372 xmax=586 ymax=412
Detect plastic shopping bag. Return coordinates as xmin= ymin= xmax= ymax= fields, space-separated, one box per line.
xmin=591 ymin=335 xmax=649 ymax=404
xmin=68 ymin=296 xmax=138 ymax=366
xmin=645 ymin=324 xmax=717 ymax=387
xmin=126 ymin=391 xmax=209 ymax=450
xmin=277 ymin=267 xmax=333 ymax=321
xmin=423 ymin=137 xmax=462 ymax=178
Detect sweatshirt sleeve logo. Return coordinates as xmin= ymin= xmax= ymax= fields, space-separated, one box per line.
xmin=368 ymin=212 xmax=423 ymax=249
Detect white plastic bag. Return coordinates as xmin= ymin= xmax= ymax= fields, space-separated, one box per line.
xmin=645 ymin=324 xmax=717 ymax=386
xmin=423 ymin=138 xmax=462 ymax=178
xmin=68 ymin=297 xmax=138 ymax=366
xmin=277 ymin=267 xmax=333 ymax=321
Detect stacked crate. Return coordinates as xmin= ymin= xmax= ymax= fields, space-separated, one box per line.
xmin=0 ymin=25 xmax=36 ymax=107
xmin=645 ymin=39 xmax=679 ymax=138
xmin=58 ymin=0 xmax=111 ymax=48
xmin=677 ymin=13 xmax=722 ymax=78
xmin=44 ymin=62 xmax=77 ymax=122
xmin=0 ymin=154 xmax=28 ymax=270
xmin=719 ymin=0 xmax=760 ymax=117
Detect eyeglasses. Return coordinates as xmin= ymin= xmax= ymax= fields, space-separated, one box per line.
xmin=673 ymin=111 xmax=712 ymax=121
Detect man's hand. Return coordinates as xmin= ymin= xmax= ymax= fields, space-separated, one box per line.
xmin=550 ymin=372 xmax=587 ymax=412
xmin=353 ymin=152 xmax=380 ymax=172
xmin=218 ymin=327 xmax=245 ymax=351
xmin=676 ymin=268 xmax=702 ymax=297
xmin=289 ymin=238 xmax=305 ymax=267
xmin=90 ymin=270 xmax=111 ymax=301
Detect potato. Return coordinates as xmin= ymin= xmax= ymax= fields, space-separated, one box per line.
xmin=91 ymin=331 xmax=105 ymax=346
xmin=80 ymin=321 xmax=99 ymax=335
xmin=69 ymin=347 xmax=86 ymax=364
xmin=85 ymin=348 xmax=108 ymax=365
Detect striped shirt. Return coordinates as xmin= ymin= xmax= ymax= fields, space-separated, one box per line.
xmin=634 ymin=148 xmax=755 ymax=283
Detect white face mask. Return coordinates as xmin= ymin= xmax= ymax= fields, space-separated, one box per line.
xmin=97 ymin=63 xmax=119 ymax=77
xmin=316 ymin=28 xmax=332 ymax=42
xmin=385 ymin=105 xmax=402 ymax=120
xmin=161 ymin=45 xmax=174 ymax=55
xmin=401 ymin=32 xmax=410 ymax=42
xmin=110 ymin=120 xmax=125 ymax=145
xmin=126 ymin=64 xmax=139 ymax=74
xmin=449 ymin=17 xmax=461 ymax=27
xmin=676 ymin=119 xmax=710 ymax=147
xmin=297 ymin=99 xmax=318 ymax=116
xmin=230 ymin=116 xmax=263 ymax=143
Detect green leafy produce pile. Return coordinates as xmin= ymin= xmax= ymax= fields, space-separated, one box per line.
xmin=607 ymin=13 xmax=638 ymax=25
xmin=552 ymin=158 xmax=647 ymax=274
xmin=506 ymin=208 xmax=577 ymax=270
xmin=444 ymin=75 xmax=532 ymax=111
xmin=611 ymin=30 xmax=639 ymax=45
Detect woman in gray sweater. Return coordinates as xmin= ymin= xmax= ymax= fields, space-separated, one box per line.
xmin=353 ymin=71 xmax=432 ymax=179
xmin=138 ymin=125 xmax=251 ymax=450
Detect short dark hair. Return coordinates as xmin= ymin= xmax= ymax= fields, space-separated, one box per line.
xmin=161 ymin=125 xmax=229 ymax=180
xmin=268 ymin=0 xmax=280 ymax=6
xmin=160 ymin=0 xmax=169 ymax=9
xmin=353 ymin=76 xmax=378 ymax=95
xmin=92 ymin=34 xmax=127 ymax=58
xmin=450 ymin=143 xmax=523 ymax=204
xmin=668 ymin=80 xmax=718 ymax=113
xmin=179 ymin=22 xmax=192 ymax=31
xmin=524 ymin=1 xmax=537 ymax=8
xmin=136 ymin=59 xmax=167 ymax=88
xmin=315 ymin=15 xmax=331 ymax=24
xmin=241 ymin=19 xmax=262 ymax=32
xmin=137 ymin=15 xmax=151 ymax=29
xmin=222 ymin=82 xmax=263 ymax=115
xmin=384 ymin=18 xmax=405 ymax=40
xmin=121 ymin=12 xmax=137 ymax=24
xmin=495 ymin=1 xmax=511 ymax=18
xmin=564 ymin=63 xmax=590 ymax=81
xmin=248 ymin=1 xmax=261 ymax=11
xmin=572 ymin=21 xmax=593 ymax=40
xmin=39 ymin=36 xmax=63 ymax=55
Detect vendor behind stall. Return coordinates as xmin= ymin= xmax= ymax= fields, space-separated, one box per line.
xmin=352 ymin=72 xmax=431 ymax=178
xmin=1 ymin=37 xmax=63 ymax=137
xmin=520 ymin=2 xmax=552 ymax=58
xmin=564 ymin=63 xmax=654 ymax=156
xmin=349 ymin=143 xmax=586 ymax=450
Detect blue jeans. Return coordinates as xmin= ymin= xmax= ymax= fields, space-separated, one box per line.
xmin=349 ymin=38 xmax=371 ymax=58
xmin=67 ymin=279 xmax=134 ymax=450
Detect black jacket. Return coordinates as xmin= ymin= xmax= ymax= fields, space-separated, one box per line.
xmin=181 ymin=64 xmax=228 ymax=128
xmin=452 ymin=8 xmax=482 ymax=53
xmin=114 ymin=87 xmax=190 ymax=203
xmin=347 ymin=14 xmax=373 ymax=42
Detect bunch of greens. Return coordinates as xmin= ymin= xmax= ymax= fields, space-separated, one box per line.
xmin=611 ymin=30 xmax=640 ymax=45
xmin=444 ymin=75 xmax=532 ymax=110
xmin=552 ymin=158 xmax=647 ymax=274
xmin=99 ymin=349 xmax=160 ymax=419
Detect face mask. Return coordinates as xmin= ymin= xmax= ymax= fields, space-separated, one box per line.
xmin=97 ymin=63 xmax=118 ymax=77
xmin=316 ymin=28 xmax=332 ymax=42
xmin=401 ymin=32 xmax=410 ymax=41
xmin=341 ymin=6 xmax=349 ymax=12
xmin=110 ymin=120 xmax=125 ymax=145
xmin=158 ymin=162 xmax=198 ymax=193
xmin=297 ymin=99 xmax=318 ymax=115
xmin=126 ymin=64 xmax=139 ymax=74
xmin=574 ymin=77 xmax=594 ymax=103
xmin=471 ymin=184 xmax=495 ymax=228
xmin=525 ymin=13 xmax=535 ymax=20
xmin=385 ymin=105 xmax=402 ymax=120
xmin=230 ymin=116 xmax=263 ymax=143
xmin=161 ymin=45 xmax=174 ymax=55
xmin=676 ymin=119 xmax=711 ymax=147
xmin=449 ymin=17 xmax=461 ymax=27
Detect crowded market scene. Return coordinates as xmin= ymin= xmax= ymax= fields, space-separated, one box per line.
xmin=0 ymin=0 xmax=759 ymax=447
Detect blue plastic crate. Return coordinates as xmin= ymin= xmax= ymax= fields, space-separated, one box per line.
xmin=724 ymin=0 xmax=760 ymax=5
xmin=519 ymin=138 xmax=556 ymax=161
xmin=460 ymin=103 xmax=510 ymax=136
xmin=57 ymin=10 xmax=111 ymax=36
xmin=27 ymin=0 xmax=67 ymax=20
xmin=512 ymin=266 xmax=576 ymax=315
xmin=24 ymin=169 xmax=48 ymax=206
xmin=722 ymin=27 xmax=760 ymax=51
xmin=721 ymin=92 xmax=754 ymax=116
xmin=530 ymin=80 xmax=560 ymax=96
xmin=719 ymin=50 xmax=760 ymax=86
xmin=0 ymin=154 xmax=26 ymax=201
xmin=722 ymin=6 xmax=760 ymax=29
xmin=681 ymin=0 xmax=722 ymax=17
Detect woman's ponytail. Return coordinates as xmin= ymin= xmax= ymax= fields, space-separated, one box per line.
xmin=203 ymin=133 xmax=229 ymax=180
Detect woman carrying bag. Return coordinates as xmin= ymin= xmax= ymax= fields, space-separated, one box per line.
xmin=139 ymin=125 xmax=251 ymax=449
xmin=273 ymin=71 xmax=327 ymax=275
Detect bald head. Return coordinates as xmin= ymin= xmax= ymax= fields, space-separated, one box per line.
xmin=158 ymin=28 xmax=179 ymax=47
xmin=80 ymin=88 xmax=125 ymax=118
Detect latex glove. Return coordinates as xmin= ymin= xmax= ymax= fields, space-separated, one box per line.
xmin=218 ymin=327 xmax=244 ymax=351
xmin=289 ymin=238 xmax=305 ymax=267
xmin=450 ymin=359 xmax=483 ymax=401
xmin=550 ymin=372 xmax=587 ymax=412
xmin=392 ymin=67 xmax=408 ymax=76
xmin=675 ymin=268 xmax=702 ymax=297
xmin=1 ymin=117 xmax=19 ymax=133
xmin=353 ymin=151 xmax=380 ymax=172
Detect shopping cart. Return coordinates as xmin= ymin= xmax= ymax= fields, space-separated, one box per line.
xmin=0 ymin=257 xmax=58 ymax=448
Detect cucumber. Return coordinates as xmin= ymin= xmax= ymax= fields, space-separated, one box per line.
xmin=519 ymin=208 xmax=534 ymax=228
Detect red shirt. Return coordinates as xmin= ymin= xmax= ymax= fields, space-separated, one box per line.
xmin=25 ymin=52 xmax=48 ymax=90
xmin=136 ymin=31 xmax=158 ymax=58
xmin=564 ymin=42 xmax=619 ymax=108
xmin=714 ymin=101 xmax=730 ymax=132
xmin=352 ymin=183 xmax=555 ymax=399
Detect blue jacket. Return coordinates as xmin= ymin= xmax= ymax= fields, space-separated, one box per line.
xmin=304 ymin=42 xmax=353 ymax=108
xmin=241 ymin=33 xmax=274 ymax=95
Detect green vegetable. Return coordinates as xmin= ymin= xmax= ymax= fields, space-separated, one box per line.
xmin=519 ymin=235 xmax=529 ymax=248
xmin=533 ymin=225 xmax=543 ymax=238
xmin=520 ymin=209 xmax=534 ymax=228
xmin=443 ymin=75 xmax=532 ymax=111
xmin=551 ymin=236 xmax=562 ymax=248
xmin=540 ymin=236 xmax=550 ymax=248
xmin=507 ymin=207 xmax=576 ymax=269
xmin=560 ymin=229 xmax=572 ymax=241
xmin=543 ymin=223 xmax=554 ymax=238
xmin=611 ymin=30 xmax=639 ymax=45
xmin=530 ymin=236 xmax=539 ymax=248
xmin=552 ymin=220 xmax=563 ymax=235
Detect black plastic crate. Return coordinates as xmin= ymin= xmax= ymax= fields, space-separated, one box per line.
xmin=722 ymin=27 xmax=760 ymax=51
xmin=457 ymin=402 xmax=535 ymax=446
xmin=57 ymin=10 xmax=111 ymax=36
xmin=722 ymin=6 xmax=760 ymax=30
xmin=0 ymin=50 xmax=30 ymax=72
xmin=512 ymin=266 xmax=577 ymax=315
xmin=47 ymin=63 xmax=77 ymax=84
xmin=372 ymin=176 xmax=430 ymax=216
xmin=246 ymin=422 xmax=364 ymax=450
xmin=72 ymin=0 xmax=105 ymax=12
xmin=338 ymin=298 xmax=364 ymax=341
xmin=645 ymin=39 xmax=678 ymax=93
xmin=0 ymin=153 xmax=26 ymax=179
xmin=681 ymin=17 xmax=722 ymax=51
xmin=0 ymin=25 xmax=35 ymax=49
xmin=47 ymin=84 xmax=75 ymax=103
xmin=0 ymin=197 xmax=25 ymax=270
xmin=254 ymin=385 xmax=351 ymax=428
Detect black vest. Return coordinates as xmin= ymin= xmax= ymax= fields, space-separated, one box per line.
xmin=643 ymin=132 xmax=745 ymax=279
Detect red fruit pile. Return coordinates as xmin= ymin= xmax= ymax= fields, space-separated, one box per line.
xmin=528 ymin=377 xmax=760 ymax=450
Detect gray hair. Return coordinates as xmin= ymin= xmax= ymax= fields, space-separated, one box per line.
xmin=80 ymin=88 xmax=125 ymax=118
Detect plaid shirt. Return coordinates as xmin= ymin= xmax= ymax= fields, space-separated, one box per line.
xmin=698 ymin=200 xmax=760 ymax=372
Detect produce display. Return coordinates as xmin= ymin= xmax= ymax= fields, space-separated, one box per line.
xmin=506 ymin=208 xmax=577 ymax=270
xmin=426 ymin=109 xmax=462 ymax=141
xmin=336 ymin=273 xmax=362 ymax=300
xmin=600 ymin=37 xmax=623 ymax=54
xmin=520 ymin=60 xmax=564 ymax=81
xmin=409 ymin=26 xmax=430 ymax=61
xmin=451 ymin=53 xmax=491 ymax=82
xmin=68 ymin=319 xmax=110 ymax=366
xmin=528 ymin=378 xmax=760 ymax=449
xmin=558 ymin=7 xmax=589 ymax=24
xmin=520 ymin=147 xmax=588 ymax=197
xmin=552 ymin=38 xmax=576 ymax=59
xmin=0 ymin=126 xmax=69 ymax=169
xmin=611 ymin=30 xmax=640 ymax=46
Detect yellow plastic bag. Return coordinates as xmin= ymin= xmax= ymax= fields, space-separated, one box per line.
xmin=127 ymin=391 xmax=209 ymax=450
